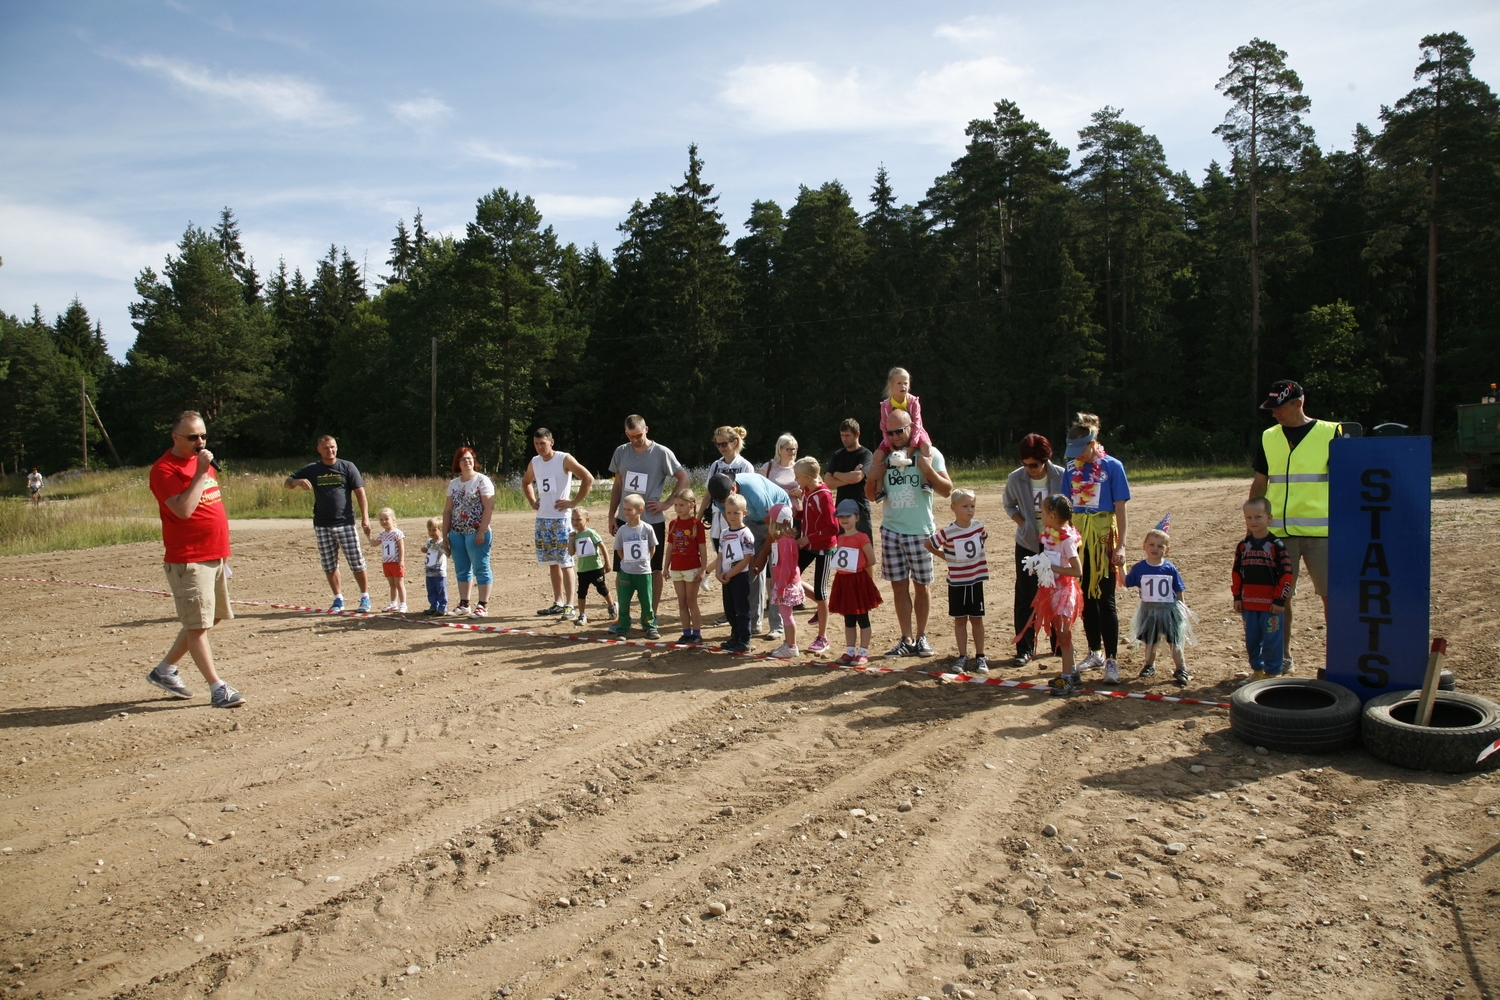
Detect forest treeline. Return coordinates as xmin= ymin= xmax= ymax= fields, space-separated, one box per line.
xmin=2 ymin=33 xmax=1496 ymax=476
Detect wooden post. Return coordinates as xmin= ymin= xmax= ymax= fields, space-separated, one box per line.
xmin=81 ymin=377 xmax=88 ymax=472
xmin=430 ymin=338 xmax=438 ymax=479
xmin=84 ymin=392 xmax=123 ymax=468
xmin=1414 ymin=637 xmax=1447 ymax=727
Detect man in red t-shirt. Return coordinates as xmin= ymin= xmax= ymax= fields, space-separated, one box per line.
xmin=145 ymin=410 xmax=245 ymax=708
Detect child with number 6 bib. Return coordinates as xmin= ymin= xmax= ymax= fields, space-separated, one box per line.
xmin=610 ymin=495 xmax=658 ymax=639
xmin=1123 ymin=516 xmax=1196 ymax=687
xmin=828 ymin=498 xmax=882 ymax=666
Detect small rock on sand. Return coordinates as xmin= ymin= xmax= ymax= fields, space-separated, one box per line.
xmin=1190 ymin=765 xmax=1206 ymax=774
xmin=707 ymin=901 xmax=728 ymax=916
xmin=1165 ymin=842 xmax=1187 ymax=855
xmin=1105 ymin=870 xmax=1124 ymax=880
xmin=849 ymin=808 xmax=867 ymax=818
xmin=222 ymin=804 xmax=238 ymax=812
xmin=1183 ymin=719 xmax=1197 ymax=730
xmin=868 ymin=932 xmax=883 ymax=943
xmin=898 ymin=800 xmax=913 ymax=812
xmin=1042 ymin=824 xmax=1058 ymax=837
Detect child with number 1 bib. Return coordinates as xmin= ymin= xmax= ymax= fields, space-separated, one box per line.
xmin=376 ymin=507 xmax=407 ymax=613
xmin=1123 ymin=516 xmax=1196 ymax=687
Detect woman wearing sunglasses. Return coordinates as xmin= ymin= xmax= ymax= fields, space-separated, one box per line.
xmin=1002 ymin=433 xmax=1065 ymax=667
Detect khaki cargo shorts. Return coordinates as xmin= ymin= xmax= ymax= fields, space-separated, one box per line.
xmin=164 ymin=560 xmax=233 ymax=630
xmin=1281 ymin=536 xmax=1329 ymax=597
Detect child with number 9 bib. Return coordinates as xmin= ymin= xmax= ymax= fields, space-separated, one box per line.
xmin=1123 ymin=517 xmax=1196 ymax=687
xmin=828 ymin=498 xmax=882 ymax=666
xmin=610 ymin=495 xmax=659 ymax=639
xmin=926 ymin=488 xmax=990 ymax=674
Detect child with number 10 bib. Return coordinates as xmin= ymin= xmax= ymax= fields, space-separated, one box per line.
xmin=1123 ymin=515 xmax=1197 ymax=687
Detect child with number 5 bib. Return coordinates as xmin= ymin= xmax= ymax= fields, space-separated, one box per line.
xmin=1123 ymin=516 xmax=1196 ymax=687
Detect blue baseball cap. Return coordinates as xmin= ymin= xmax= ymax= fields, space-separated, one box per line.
xmin=835 ymin=499 xmax=862 ymax=517
xmin=1063 ymin=431 xmax=1096 ymax=460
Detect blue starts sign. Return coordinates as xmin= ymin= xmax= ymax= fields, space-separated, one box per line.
xmin=1326 ymin=437 xmax=1431 ymax=700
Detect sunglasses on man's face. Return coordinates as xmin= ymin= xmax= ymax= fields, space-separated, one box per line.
xmin=885 ymin=428 xmax=908 ymax=437
xmin=175 ymin=432 xmax=207 ymax=441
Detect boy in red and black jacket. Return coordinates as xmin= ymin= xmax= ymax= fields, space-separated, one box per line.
xmin=1232 ymin=496 xmax=1295 ymax=679
xmin=795 ymin=456 xmax=839 ymax=654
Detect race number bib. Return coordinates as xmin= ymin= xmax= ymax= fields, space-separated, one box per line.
xmin=624 ymin=470 xmax=648 ymax=495
xmin=627 ymin=540 xmax=646 ymax=564
xmin=830 ymin=546 xmax=859 ymax=573
xmin=721 ymin=536 xmax=744 ymax=570
xmin=539 ymin=476 xmax=554 ymax=495
xmin=956 ymin=535 xmax=985 ymax=562
xmin=381 ymin=537 xmax=400 ymax=561
xmin=1140 ymin=575 xmax=1176 ymax=603
xmin=575 ymin=536 xmax=596 ymax=559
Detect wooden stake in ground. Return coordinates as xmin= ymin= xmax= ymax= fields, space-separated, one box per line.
xmin=1414 ymin=637 xmax=1447 ymax=727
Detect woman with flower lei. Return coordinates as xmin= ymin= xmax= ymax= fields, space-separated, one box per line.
xmin=1061 ymin=413 xmax=1132 ymax=683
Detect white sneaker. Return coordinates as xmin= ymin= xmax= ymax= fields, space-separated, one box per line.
xmin=397 ymin=602 xmax=408 ymax=613
xmin=383 ymin=601 xmax=400 ymax=613
xmin=769 ymin=644 xmax=799 ymax=659
xmin=1077 ymin=650 xmax=1105 ymax=672
xmin=1103 ymin=659 xmax=1121 ymax=683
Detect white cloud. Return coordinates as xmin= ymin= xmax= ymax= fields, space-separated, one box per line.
xmin=390 ymin=97 xmax=453 ymax=126
xmin=461 ymin=141 xmax=569 ymax=169
xmin=512 ymin=0 xmax=718 ymax=17
xmin=720 ymin=57 xmax=1025 ymax=137
xmin=531 ymin=193 xmax=631 ymax=219
xmin=129 ymin=55 xmax=354 ymax=126
xmin=933 ymin=18 xmax=998 ymax=44
xmin=0 ymin=199 xmax=179 ymax=357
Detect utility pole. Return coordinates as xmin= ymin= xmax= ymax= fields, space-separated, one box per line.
xmin=430 ymin=338 xmax=438 ymax=478
xmin=81 ymin=377 xmax=88 ymax=472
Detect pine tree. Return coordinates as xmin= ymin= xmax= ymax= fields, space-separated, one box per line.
xmin=1214 ymin=39 xmax=1313 ymax=420
xmin=384 ymin=218 xmax=415 ymax=286
xmin=212 ymin=207 xmax=263 ymax=306
xmin=1376 ymin=33 xmax=1500 ymax=434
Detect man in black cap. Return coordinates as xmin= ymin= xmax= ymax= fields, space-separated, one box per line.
xmin=1249 ymin=379 xmax=1343 ymax=674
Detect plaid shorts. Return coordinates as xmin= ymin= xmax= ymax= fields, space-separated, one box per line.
xmin=880 ymin=525 xmax=934 ymax=585
xmin=314 ymin=524 xmax=367 ymax=575
xmin=534 ymin=517 xmax=575 ymax=567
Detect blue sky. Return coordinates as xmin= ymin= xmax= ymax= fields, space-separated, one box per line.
xmin=2 ymin=0 xmax=1497 ymax=359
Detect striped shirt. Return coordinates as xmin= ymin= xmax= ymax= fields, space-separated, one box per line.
xmin=932 ymin=521 xmax=989 ymax=585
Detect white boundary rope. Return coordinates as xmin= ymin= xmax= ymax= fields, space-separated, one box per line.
xmin=1 ymin=575 xmax=1230 ymax=709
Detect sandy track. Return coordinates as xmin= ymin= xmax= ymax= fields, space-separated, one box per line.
xmin=2 ymin=478 xmax=1498 ymax=1000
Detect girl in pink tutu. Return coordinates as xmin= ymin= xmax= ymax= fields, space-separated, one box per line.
xmin=1016 ymin=494 xmax=1083 ymax=686
xmin=827 ymin=498 xmax=883 ymax=666
xmin=759 ymin=504 xmax=804 ymax=659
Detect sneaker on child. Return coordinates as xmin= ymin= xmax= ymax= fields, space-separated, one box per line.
xmin=147 ymin=666 xmax=193 ymax=700
xmin=210 ymin=683 xmax=245 ymax=709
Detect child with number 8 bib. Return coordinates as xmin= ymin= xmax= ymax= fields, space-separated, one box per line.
xmin=828 ymin=498 xmax=882 ymax=666
xmin=1124 ymin=518 xmax=1196 ymax=686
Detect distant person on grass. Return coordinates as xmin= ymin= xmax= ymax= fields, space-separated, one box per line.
xmin=144 ymin=410 xmax=244 ymax=708
xmin=27 ymin=467 xmax=43 ymax=505
xmin=522 ymin=427 xmax=594 ymax=619
xmin=444 ymin=446 xmax=495 ymax=618
xmin=607 ymin=415 xmax=689 ymax=605
xmin=284 ymin=435 xmax=372 ymax=613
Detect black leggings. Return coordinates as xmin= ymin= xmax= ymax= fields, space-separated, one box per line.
xmin=843 ymin=613 xmax=871 ymax=629
xmin=1080 ymin=545 xmax=1119 ymax=658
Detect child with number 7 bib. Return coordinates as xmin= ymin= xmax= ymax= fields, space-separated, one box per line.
xmin=828 ymin=498 xmax=882 ymax=666
xmin=609 ymin=495 xmax=658 ymax=639
xmin=1123 ymin=516 xmax=1196 ymax=687
xmin=569 ymin=507 xmax=617 ymax=628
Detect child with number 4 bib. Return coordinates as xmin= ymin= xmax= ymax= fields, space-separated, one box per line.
xmin=716 ymin=494 xmax=756 ymax=653
xmin=610 ymin=495 xmax=658 ymax=639
xmin=828 ymin=498 xmax=882 ymax=666
xmin=420 ymin=517 xmax=448 ymax=615
xmin=1124 ymin=517 xmax=1196 ymax=687
xmin=927 ymin=488 xmax=990 ymax=674
xmin=569 ymin=507 xmax=616 ymax=628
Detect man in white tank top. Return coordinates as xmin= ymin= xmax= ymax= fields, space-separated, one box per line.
xmin=523 ymin=428 xmax=595 ymax=617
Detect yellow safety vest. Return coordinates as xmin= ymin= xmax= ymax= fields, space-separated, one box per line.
xmin=1262 ymin=420 xmax=1337 ymax=537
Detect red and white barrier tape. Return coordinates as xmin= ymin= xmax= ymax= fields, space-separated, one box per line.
xmin=1 ymin=575 xmax=1230 ymax=708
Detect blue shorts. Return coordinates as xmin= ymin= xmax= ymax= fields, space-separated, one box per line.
xmin=534 ymin=517 xmax=575 ymax=567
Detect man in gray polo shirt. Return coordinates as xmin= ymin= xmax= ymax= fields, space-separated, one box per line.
xmin=607 ymin=414 xmax=690 ymax=603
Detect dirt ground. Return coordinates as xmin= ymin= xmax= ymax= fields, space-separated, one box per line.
xmin=2 ymin=477 xmax=1498 ymax=1000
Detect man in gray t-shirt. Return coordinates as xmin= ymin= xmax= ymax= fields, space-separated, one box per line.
xmin=607 ymin=414 xmax=690 ymax=597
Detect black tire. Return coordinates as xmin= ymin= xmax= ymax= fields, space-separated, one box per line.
xmin=1467 ymin=467 xmax=1488 ymax=494
xmin=1362 ymin=690 xmax=1500 ymax=773
xmin=1229 ymin=677 xmax=1363 ymax=754
xmin=1439 ymin=669 xmax=1456 ymax=692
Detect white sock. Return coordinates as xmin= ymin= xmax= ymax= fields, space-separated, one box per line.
xmin=846 ymin=646 xmax=856 ymax=657
xmin=210 ymin=681 xmax=225 ymax=693
xmin=858 ymin=647 xmax=868 ymax=657
xmin=360 ymin=592 xmax=369 ymax=599
xmin=154 ymin=661 xmax=175 ymax=675
xmin=333 ymin=593 xmax=343 ymax=601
